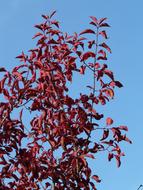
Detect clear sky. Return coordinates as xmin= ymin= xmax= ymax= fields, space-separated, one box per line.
xmin=0 ymin=1 xmax=142 ymax=190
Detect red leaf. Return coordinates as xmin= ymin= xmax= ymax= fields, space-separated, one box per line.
xmin=80 ymin=66 xmax=86 ymax=74
xmin=104 ymin=88 xmax=114 ymax=99
xmin=0 ymin=68 xmax=6 ymax=72
xmin=81 ymin=52 xmax=95 ymax=61
xmin=19 ymin=109 xmax=23 ymax=122
xmin=48 ymin=39 xmax=59 ymax=44
xmin=106 ymin=117 xmax=113 ymax=125
xmin=100 ymin=23 xmax=110 ymax=27
xmin=76 ymin=51 xmax=82 ymax=57
xmin=104 ymin=69 xmax=114 ymax=80
xmin=34 ymin=24 xmax=43 ymax=30
xmin=11 ymin=173 xmax=19 ymax=181
xmin=80 ymin=29 xmax=95 ymax=35
xmin=50 ymin=10 xmax=56 ymax=18
xmin=88 ymin=40 xmax=95 ymax=48
xmin=16 ymin=54 xmax=24 ymax=59
xmin=79 ymin=157 xmax=87 ymax=166
xmin=102 ymin=140 xmax=113 ymax=146
xmin=123 ymin=135 xmax=132 ymax=144
xmin=32 ymin=32 xmax=43 ymax=39
xmin=90 ymin=21 xmax=97 ymax=27
xmin=92 ymin=175 xmax=101 ymax=183
xmin=79 ymin=182 xmax=86 ymax=188
xmin=51 ymin=20 xmax=59 ymax=28
xmin=114 ymin=81 xmax=123 ymax=88
xmin=84 ymin=154 xmax=95 ymax=159
xmin=115 ymin=155 xmax=121 ymax=167
xmin=109 ymin=81 xmax=116 ymax=87
xmin=98 ymin=96 xmax=106 ymax=105
xmin=34 ymin=61 xmax=43 ymax=69
xmin=90 ymin=16 xmax=98 ymax=24
xmin=99 ymin=30 xmax=108 ymax=39
xmin=42 ymin=14 xmax=48 ymax=19
xmin=98 ymin=18 xmax=107 ymax=25
xmin=12 ymin=71 xmax=22 ymax=80
xmin=99 ymin=43 xmax=112 ymax=53
xmin=108 ymin=153 xmax=114 ymax=161
xmin=97 ymin=56 xmax=107 ymax=61
xmin=90 ymin=182 xmax=97 ymax=190
xmin=118 ymin=126 xmax=128 ymax=131
xmin=16 ymin=52 xmax=27 ymax=62
xmin=3 ymin=89 xmax=10 ymax=100
xmin=97 ymin=50 xmax=107 ymax=60
xmin=101 ymin=130 xmax=109 ymax=141
xmin=61 ymin=136 xmax=66 ymax=150
xmin=94 ymin=63 xmax=100 ymax=69
xmin=45 ymin=182 xmax=50 ymax=188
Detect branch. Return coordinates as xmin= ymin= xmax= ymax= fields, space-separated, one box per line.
xmin=137 ymin=185 xmax=143 ymax=190
xmin=83 ymin=61 xmax=94 ymax=72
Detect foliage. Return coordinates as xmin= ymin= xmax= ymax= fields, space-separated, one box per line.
xmin=0 ymin=11 xmax=131 ymax=190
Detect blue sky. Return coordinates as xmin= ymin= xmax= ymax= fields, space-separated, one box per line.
xmin=0 ymin=1 xmax=143 ymax=190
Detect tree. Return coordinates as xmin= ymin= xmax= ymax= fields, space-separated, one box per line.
xmin=0 ymin=11 xmax=131 ymax=190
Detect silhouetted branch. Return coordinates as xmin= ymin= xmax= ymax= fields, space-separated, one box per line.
xmin=137 ymin=184 xmax=143 ymax=190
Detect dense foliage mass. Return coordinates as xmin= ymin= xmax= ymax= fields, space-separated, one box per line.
xmin=0 ymin=11 xmax=131 ymax=190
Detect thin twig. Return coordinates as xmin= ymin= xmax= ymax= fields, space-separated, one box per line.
xmin=137 ymin=185 xmax=143 ymax=190
xmin=17 ymin=98 xmax=32 ymax=108
xmin=83 ymin=61 xmax=94 ymax=72
xmin=90 ymin=26 xmax=99 ymax=124
xmin=87 ymin=26 xmax=99 ymax=141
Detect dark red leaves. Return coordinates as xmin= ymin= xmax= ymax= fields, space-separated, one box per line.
xmin=88 ymin=40 xmax=95 ymax=48
xmin=100 ymin=23 xmax=110 ymax=27
xmin=98 ymin=18 xmax=107 ymax=25
xmin=0 ymin=67 xmax=6 ymax=72
xmin=99 ymin=42 xmax=112 ymax=53
xmin=98 ymin=18 xmax=110 ymax=27
xmin=85 ymin=154 xmax=95 ymax=159
xmin=123 ymin=135 xmax=132 ymax=144
xmin=42 ymin=14 xmax=48 ymax=20
xmin=118 ymin=126 xmax=128 ymax=131
xmin=104 ymin=69 xmax=114 ymax=80
xmin=101 ymin=130 xmax=109 ymax=141
xmin=115 ymin=155 xmax=121 ymax=167
xmin=99 ymin=30 xmax=108 ymax=39
xmin=19 ymin=109 xmax=23 ymax=122
xmin=34 ymin=24 xmax=43 ymax=31
xmin=81 ymin=52 xmax=95 ymax=61
xmin=103 ymin=88 xmax=114 ymax=99
xmin=106 ymin=117 xmax=113 ymax=125
xmin=108 ymin=153 xmax=114 ymax=161
xmin=115 ymin=81 xmax=123 ymax=88
xmin=90 ymin=16 xmax=98 ymax=24
xmin=0 ymin=11 xmax=129 ymax=190
xmin=50 ymin=10 xmax=57 ymax=18
xmin=45 ymin=182 xmax=51 ymax=188
xmin=48 ymin=39 xmax=59 ymax=44
xmin=16 ymin=52 xmax=27 ymax=62
xmin=32 ymin=32 xmax=43 ymax=39
xmin=80 ymin=65 xmax=86 ymax=74
xmin=92 ymin=175 xmax=101 ymax=183
xmin=109 ymin=81 xmax=123 ymax=88
xmin=98 ymin=49 xmax=107 ymax=60
xmin=51 ymin=20 xmax=59 ymax=28
xmin=80 ymin=29 xmax=95 ymax=35
xmin=89 ymin=17 xmax=110 ymax=28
